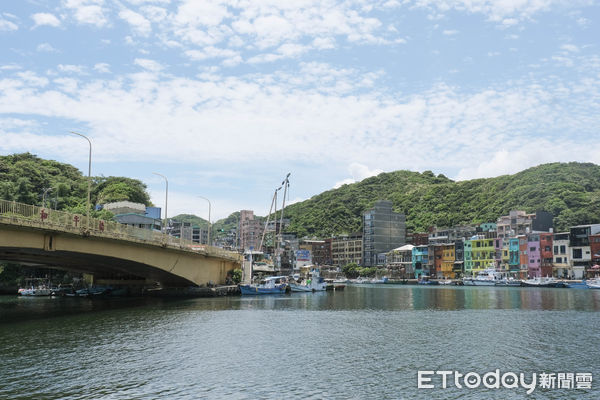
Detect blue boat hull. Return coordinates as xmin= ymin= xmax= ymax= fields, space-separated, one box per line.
xmin=239 ymin=284 xmax=287 ymax=295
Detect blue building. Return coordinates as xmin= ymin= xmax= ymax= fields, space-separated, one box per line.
xmin=412 ymin=245 xmax=428 ymax=278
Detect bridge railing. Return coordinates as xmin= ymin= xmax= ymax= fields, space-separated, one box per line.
xmin=0 ymin=199 xmax=240 ymax=261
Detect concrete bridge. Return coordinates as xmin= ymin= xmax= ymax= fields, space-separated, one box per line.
xmin=0 ymin=200 xmax=241 ymax=287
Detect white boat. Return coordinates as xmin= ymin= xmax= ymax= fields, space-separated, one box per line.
xmin=462 ymin=268 xmax=502 ymax=286
xmin=290 ymin=268 xmax=327 ymax=292
xmin=332 ymin=278 xmax=349 ymax=284
xmin=438 ymin=279 xmax=453 ymax=285
xmin=585 ymin=278 xmax=600 ymax=289
xmin=521 ymin=277 xmax=558 ymax=287
xmin=370 ymin=276 xmax=389 ymax=284
xmin=19 ymin=287 xmax=53 ymax=296
xmin=18 ymin=279 xmax=54 ymax=296
xmin=495 ymin=277 xmax=522 ymax=287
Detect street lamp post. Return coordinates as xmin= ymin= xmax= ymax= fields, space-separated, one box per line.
xmin=198 ymin=196 xmax=211 ymax=246
xmin=42 ymin=187 xmax=53 ymax=209
xmin=153 ymin=172 xmax=168 ymax=235
xmin=70 ymin=131 xmax=92 ymax=230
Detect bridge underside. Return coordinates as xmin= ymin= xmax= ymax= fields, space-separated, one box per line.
xmin=0 ymin=247 xmax=192 ymax=287
xmin=0 ymin=224 xmax=241 ymax=287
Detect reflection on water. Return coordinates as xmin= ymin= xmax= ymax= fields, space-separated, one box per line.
xmin=1 ymin=286 xmax=599 ymax=400
xmin=2 ymin=286 xmax=600 ymax=324
xmin=235 ymin=285 xmax=600 ymax=312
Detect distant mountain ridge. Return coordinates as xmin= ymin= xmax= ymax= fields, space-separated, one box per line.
xmin=2 ymin=154 xmax=598 ymax=240
xmin=281 ymin=162 xmax=600 ymax=238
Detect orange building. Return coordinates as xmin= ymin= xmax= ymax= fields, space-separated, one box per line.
xmin=518 ymin=235 xmax=529 ymax=279
xmin=441 ymin=243 xmax=455 ymax=278
xmin=434 ymin=245 xmax=443 ymax=278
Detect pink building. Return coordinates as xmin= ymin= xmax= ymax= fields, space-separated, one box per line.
xmin=527 ymin=233 xmax=541 ymax=278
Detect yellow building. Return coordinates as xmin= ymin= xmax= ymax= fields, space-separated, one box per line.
xmin=470 ymin=236 xmax=495 ymax=274
xmin=441 ymin=243 xmax=456 ymax=278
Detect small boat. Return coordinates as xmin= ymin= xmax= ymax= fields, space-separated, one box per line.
xmin=290 ymin=268 xmax=327 ymax=292
xmin=332 ymin=278 xmax=349 ymax=284
xmin=438 ymin=279 xmax=453 ymax=285
xmin=18 ymin=279 xmax=53 ymax=296
xmin=370 ymin=276 xmax=389 ymax=284
xmin=240 ymin=276 xmax=289 ymax=295
xmin=521 ymin=277 xmax=558 ymax=288
xmin=418 ymin=276 xmax=434 ymax=285
xmin=72 ymin=286 xmax=111 ymax=297
xmin=51 ymin=284 xmax=75 ymax=296
xmin=566 ymin=281 xmax=588 ymax=289
xmin=19 ymin=287 xmax=53 ymax=296
xmin=350 ymin=277 xmax=370 ymax=284
xmin=495 ymin=278 xmax=522 ymax=287
xmin=463 ymin=268 xmax=501 ymax=286
xmin=586 ymin=278 xmax=600 ymax=289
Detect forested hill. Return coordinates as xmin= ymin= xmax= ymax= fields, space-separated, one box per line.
xmin=0 ymin=153 xmax=151 ymax=217
xmin=283 ymin=162 xmax=600 ymax=238
xmin=2 ymin=154 xmax=599 ymax=239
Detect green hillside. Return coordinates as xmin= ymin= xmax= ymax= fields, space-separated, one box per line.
xmin=282 ymin=162 xmax=600 ymax=237
xmin=0 ymin=153 xmax=151 ymax=218
xmin=2 ymin=154 xmax=599 ymax=240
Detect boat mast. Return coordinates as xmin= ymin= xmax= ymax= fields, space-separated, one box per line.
xmin=275 ymin=173 xmax=291 ymax=270
xmin=259 ymin=185 xmax=281 ymax=253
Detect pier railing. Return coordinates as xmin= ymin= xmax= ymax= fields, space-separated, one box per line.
xmin=0 ymin=199 xmax=240 ymax=262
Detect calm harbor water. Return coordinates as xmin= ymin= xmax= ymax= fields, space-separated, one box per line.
xmin=1 ymin=285 xmax=599 ymax=399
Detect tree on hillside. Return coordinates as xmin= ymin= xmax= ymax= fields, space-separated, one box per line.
xmin=94 ymin=177 xmax=151 ymax=205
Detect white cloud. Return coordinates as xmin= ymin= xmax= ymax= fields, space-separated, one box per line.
xmin=134 ymin=58 xmax=164 ymax=72
xmin=561 ymin=44 xmax=579 ymax=53
xmin=1 ymin=57 xmax=599 ymax=195
xmin=63 ymin=0 xmax=109 ymax=27
xmin=455 ymin=142 xmax=600 ymax=181
xmin=312 ymin=37 xmax=336 ymax=49
xmin=0 ymin=64 xmax=21 ymax=71
xmin=184 ymin=47 xmax=240 ymax=61
xmin=334 ymin=163 xmax=384 ymax=188
xmin=31 ymin=13 xmax=61 ymax=28
xmin=37 ymin=43 xmax=59 ymax=53
xmin=93 ymin=63 xmax=111 ymax=73
xmin=119 ymin=8 xmax=151 ymax=36
xmin=501 ymin=18 xmax=518 ymax=27
xmin=410 ymin=0 xmax=589 ymax=23
xmin=15 ymin=71 xmax=49 ymax=87
xmin=163 ymin=1 xmax=404 ymax=64
xmin=0 ymin=16 xmax=18 ymax=31
xmin=53 ymin=77 xmax=79 ymax=93
xmin=443 ymin=29 xmax=458 ymax=35
xmin=58 ymin=64 xmax=86 ymax=74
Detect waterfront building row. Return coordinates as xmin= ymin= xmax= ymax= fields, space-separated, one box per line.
xmin=386 ymin=224 xmax=600 ymax=279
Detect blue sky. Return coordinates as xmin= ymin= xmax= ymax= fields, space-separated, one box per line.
xmin=1 ymin=0 xmax=599 ymax=221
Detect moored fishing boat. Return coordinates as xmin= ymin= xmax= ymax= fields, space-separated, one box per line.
xmin=495 ymin=277 xmax=522 ymax=287
xmin=18 ymin=278 xmax=53 ymax=296
xmin=521 ymin=277 xmax=558 ymax=287
xmin=290 ymin=267 xmax=327 ymax=292
xmin=370 ymin=276 xmax=389 ymax=284
xmin=585 ymin=278 xmax=600 ymax=289
xmin=462 ymin=268 xmax=501 ymax=286
xmin=240 ymin=276 xmax=289 ymax=295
